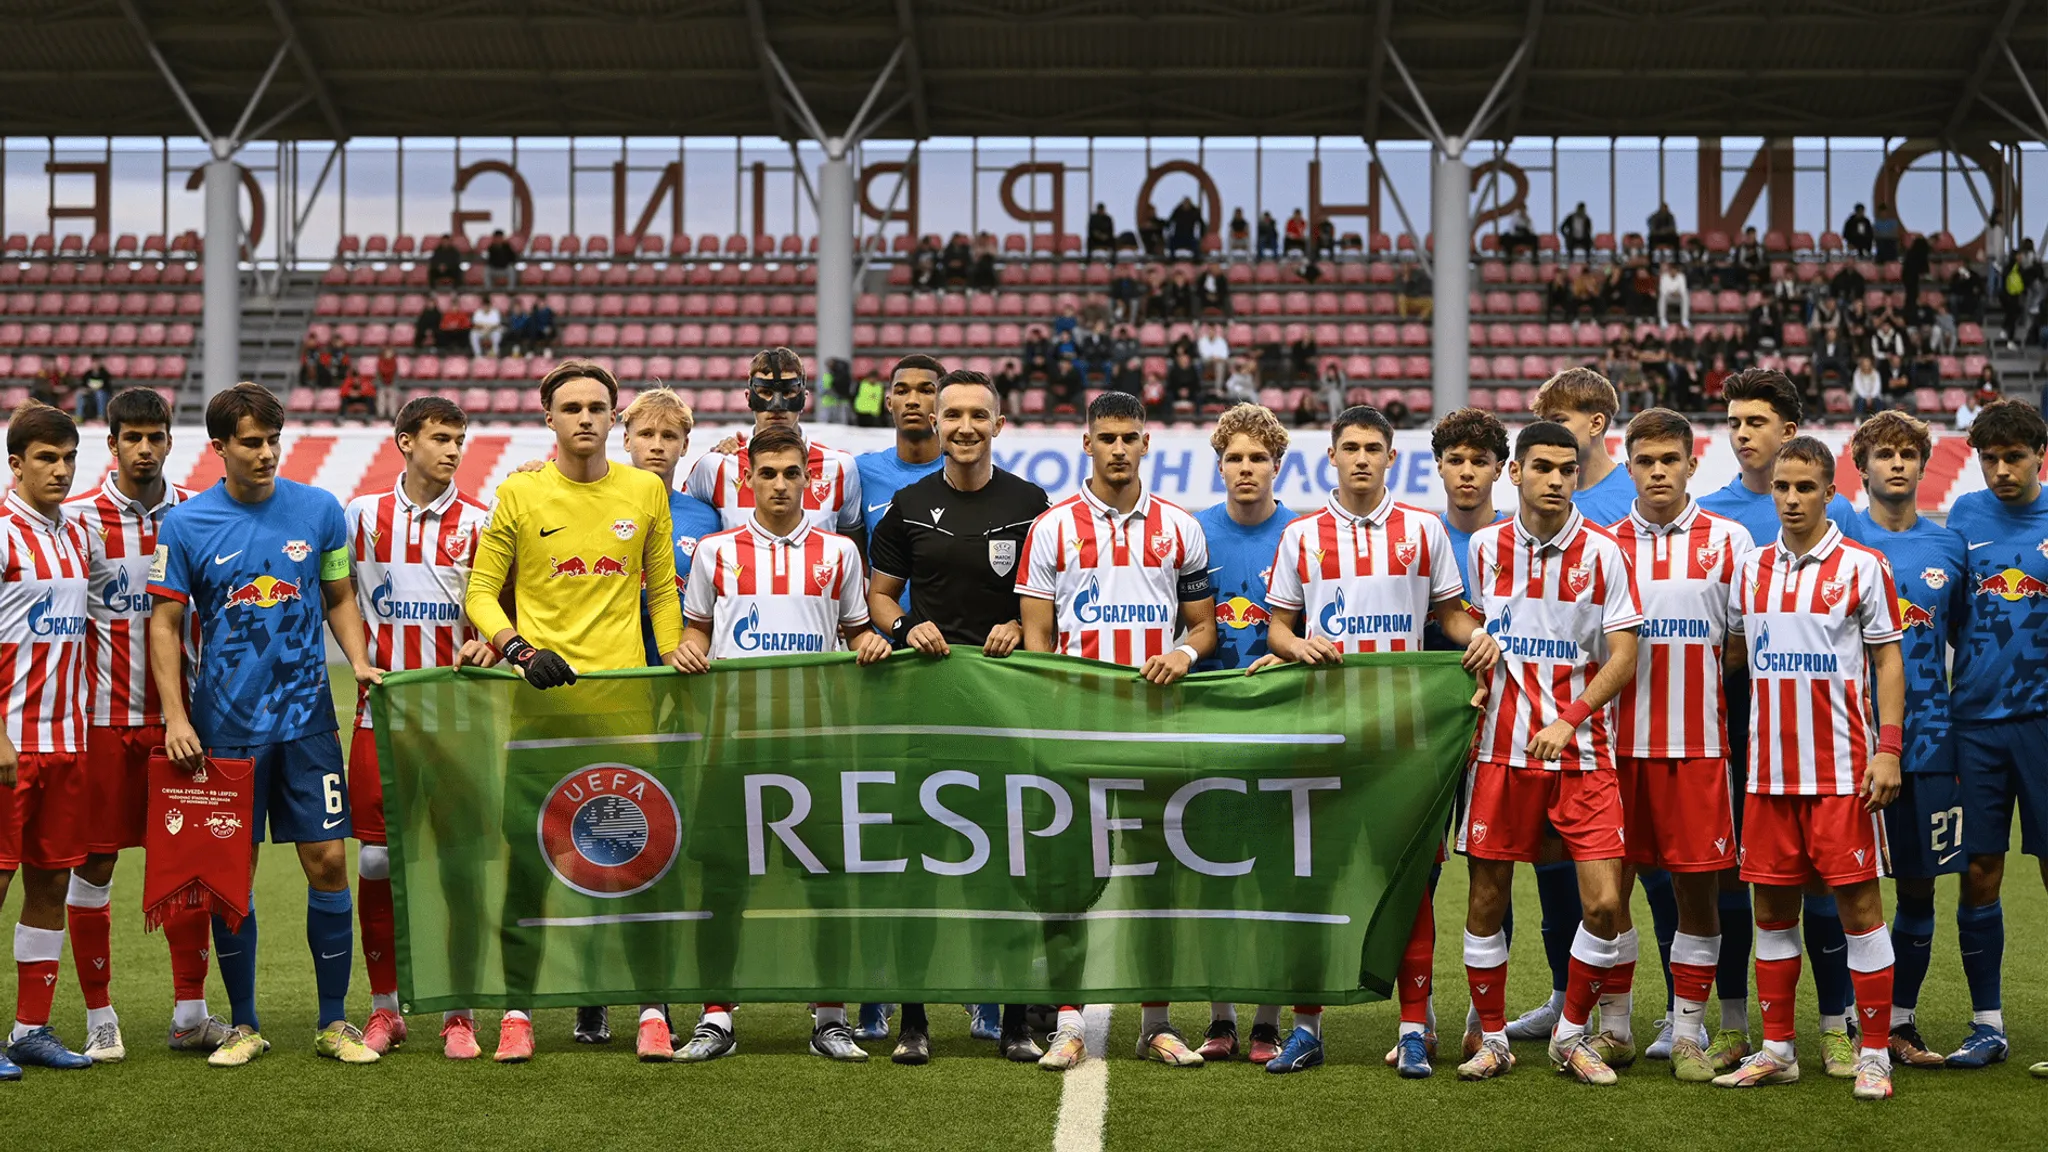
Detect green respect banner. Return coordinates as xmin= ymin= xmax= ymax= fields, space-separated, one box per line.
xmin=369 ymin=652 xmax=1477 ymax=1012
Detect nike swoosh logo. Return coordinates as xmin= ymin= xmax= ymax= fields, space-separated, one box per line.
xmin=318 ymin=951 xmax=347 ymax=960
xmin=322 ymin=816 xmax=345 ymax=829
xmin=1820 ymin=944 xmax=1846 ymax=955
xmin=540 ymin=526 xmax=566 ymax=537
xmin=1207 ymin=565 xmax=1225 ymax=574
xmin=1938 ymin=850 xmax=1961 ymax=865
xmin=868 ymin=502 xmax=892 ymax=513
xmin=212 ymin=551 xmax=241 ymax=565
xmin=1971 ymin=541 xmax=1995 ymax=550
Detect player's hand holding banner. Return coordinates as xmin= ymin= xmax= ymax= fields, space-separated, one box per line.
xmin=143 ymin=752 xmax=256 ymax=931
xmin=369 ymin=651 xmax=1476 ymax=1011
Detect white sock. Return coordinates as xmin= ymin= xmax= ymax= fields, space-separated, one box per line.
xmin=9 ymin=1023 xmax=32 ymax=1042
xmin=1892 ymin=1006 xmax=1915 ymax=1028
xmin=704 ymin=1008 xmax=733 ymax=1031
xmin=1973 ymin=1009 xmax=2005 ymax=1029
xmin=1210 ymin=1002 xmax=1236 ymax=1025
xmin=173 ymin=999 xmax=208 ymax=1030
xmin=504 ymin=1009 xmax=532 ymax=1022
xmin=444 ymin=1009 xmax=474 ymax=1023
xmin=1673 ymin=997 xmax=1707 ymax=1041
xmin=86 ymin=1005 xmax=118 ymax=1031
xmin=1865 ymin=1046 xmax=1892 ymax=1072
xmin=66 ymin=874 xmax=112 ymax=909
xmin=1252 ymin=1004 xmax=1281 ymax=1028
xmin=815 ymin=1005 xmax=846 ymax=1026
xmin=1483 ymin=1028 xmax=1509 ymax=1048
xmin=372 ymin=993 xmax=401 ymax=1014
xmin=1293 ymin=1008 xmax=1322 ymax=1038
xmin=1057 ymin=1007 xmax=1084 ymax=1033
xmin=1764 ymin=1038 xmax=1796 ymax=1061
xmin=1553 ymin=1016 xmax=1587 ymax=1043
xmin=1140 ymin=1004 xmax=1169 ymax=1030
xmin=1820 ymin=1013 xmax=1847 ymax=1034
xmin=640 ymin=1007 xmax=665 ymax=1025
xmin=1720 ymin=998 xmax=1748 ymax=1032
xmin=1398 ymin=1020 xmax=1425 ymax=1038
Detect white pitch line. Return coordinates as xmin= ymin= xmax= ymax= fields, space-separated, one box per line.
xmin=734 ymin=724 xmax=1343 ymax=745
xmin=1052 ymin=1005 xmax=1115 ymax=1152
xmin=503 ymin=732 xmax=704 ymax=750
xmin=513 ymin=910 xmax=712 ymax=927
xmin=740 ymin=907 xmax=1349 ymax=925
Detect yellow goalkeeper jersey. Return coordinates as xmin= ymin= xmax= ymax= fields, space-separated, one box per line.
xmin=466 ymin=461 xmax=682 ymax=673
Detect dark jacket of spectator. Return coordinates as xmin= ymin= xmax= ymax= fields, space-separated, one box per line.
xmin=1086 ymin=206 xmax=1116 ymax=257
xmin=413 ymin=299 xmax=442 ymax=348
xmin=1196 ymin=266 xmax=1232 ymax=316
xmin=1167 ymin=198 xmax=1205 ymax=258
xmin=1561 ymin=205 xmax=1594 ymax=254
xmin=1022 ymin=330 xmax=1053 ymax=377
xmin=1256 ymin=212 xmax=1279 ymax=260
xmin=428 ymin=236 xmax=464 ymax=287
xmin=1843 ymin=207 xmax=1874 ymax=255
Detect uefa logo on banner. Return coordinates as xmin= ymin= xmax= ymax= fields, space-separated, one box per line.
xmin=536 ymin=764 xmax=682 ymax=898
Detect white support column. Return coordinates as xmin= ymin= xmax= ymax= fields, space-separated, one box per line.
xmin=201 ymin=151 xmax=243 ymax=400
xmin=1431 ymin=147 xmax=1471 ymax=412
xmin=815 ymin=138 xmax=855 ymax=373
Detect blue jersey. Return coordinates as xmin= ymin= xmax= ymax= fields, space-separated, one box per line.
xmin=1574 ymin=464 xmax=1637 ymax=527
xmin=1427 ymin=509 xmax=1507 ymax=651
xmin=1852 ymin=510 xmax=1966 ymax=772
xmin=644 ymin=488 xmax=723 ymax=666
xmin=857 ymin=447 xmax=945 ymax=610
xmin=1194 ymin=502 xmax=1292 ymax=671
xmin=1697 ymin=475 xmax=1858 ymax=547
xmin=147 ymin=479 xmax=347 ymax=748
xmin=1949 ymin=487 xmax=2048 ymax=722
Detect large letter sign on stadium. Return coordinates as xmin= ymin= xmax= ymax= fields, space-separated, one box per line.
xmin=369 ymin=652 xmax=1474 ymax=1010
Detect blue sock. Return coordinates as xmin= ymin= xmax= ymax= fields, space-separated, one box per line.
xmin=1890 ymin=890 xmax=1937 ymax=1012
xmin=1534 ymin=860 xmax=1582 ymax=994
xmin=1501 ymin=895 xmax=1515 ymax=948
xmin=1957 ymin=900 xmax=2005 ymax=1013
xmin=1639 ymin=869 xmax=1679 ymax=1011
xmin=1717 ymin=887 xmax=1752 ymax=1003
xmin=212 ymin=905 xmax=260 ymax=1031
xmin=1804 ymin=894 xmax=1850 ymax=1018
xmin=307 ymin=886 xmax=355 ymax=1028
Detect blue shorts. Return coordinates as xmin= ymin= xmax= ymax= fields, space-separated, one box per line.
xmin=214 ymin=732 xmax=350 ymax=844
xmin=1956 ymin=716 xmax=2048 ymax=858
xmin=1883 ymin=772 xmax=1967 ymax=879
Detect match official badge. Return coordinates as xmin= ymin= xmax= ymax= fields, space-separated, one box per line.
xmin=282 ymin=539 xmax=312 ymax=562
xmin=537 ymin=764 xmax=681 ymax=898
xmin=988 ymin=539 xmax=1017 ymax=576
xmin=612 ymin=518 xmax=638 ymax=541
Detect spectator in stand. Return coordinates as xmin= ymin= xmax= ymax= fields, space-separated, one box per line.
xmin=471 ymin=295 xmax=504 ymax=358
xmin=1227 ymin=208 xmax=1250 ymax=259
xmin=1830 ymin=259 xmax=1867 ymax=305
xmin=1843 ymin=203 xmax=1874 ymax=257
xmin=1657 ymin=262 xmax=1689 ymax=327
xmin=1926 ymin=298 xmax=1958 ymax=354
xmin=1646 ymin=202 xmax=1680 ymax=260
xmin=76 ymin=353 xmax=111 ymax=422
xmin=1907 ymin=329 xmax=1941 ymax=391
xmin=970 ymin=236 xmax=1000 ymax=292
xmin=1137 ymin=205 xmax=1166 ymax=260
xmin=1107 ymin=266 xmax=1142 ymax=323
xmin=1313 ymin=218 xmax=1337 ymax=261
xmin=375 ymin=346 xmax=399 ymax=418
xmin=1164 ymin=349 xmax=1202 ymax=417
xmin=1051 ymin=302 xmax=1080 ymax=342
xmin=339 ymin=368 xmax=377 ymax=422
xmin=1902 ymin=234 xmax=1931 ymax=311
xmin=1811 ymin=317 xmax=1855 ymax=390
xmin=1163 ymin=268 xmax=1195 ymax=321
xmin=1872 ymin=202 xmax=1900 ymax=262
xmin=1501 ymin=206 xmax=1538 ymax=262
xmin=1142 ymin=266 xmax=1171 ymax=323
xmin=1282 ymin=209 xmax=1308 ymax=256
xmin=1111 ymin=356 xmax=1144 ymax=399
xmin=1561 ymin=202 xmax=1594 ymax=261
xmin=1733 ymin=226 xmax=1765 ymax=285
xmin=29 ymin=361 xmax=64 ymax=408
xmin=1770 ymin=263 xmax=1803 ymax=318
xmin=1545 ymin=267 xmax=1574 ymax=322
xmin=1256 ymin=211 xmax=1279 ymax=261
xmin=1196 ymin=261 xmax=1232 ymax=316
xmin=1810 ymin=292 xmax=1842 ymax=333
xmin=942 ymin=233 xmax=972 ymax=288
xmin=1701 ymin=353 xmax=1732 ymax=405
xmin=2000 ymin=239 xmax=2037 ymax=348
xmin=1288 ymin=329 xmax=1318 ymax=383
xmin=1086 ymin=203 xmax=1117 ymax=263
xmin=304 ymin=335 xmax=337 ymax=392
xmin=1956 ymin=383 xmax=1989 ymax=431
xmin=325 ymin=335 xmax=352 ymax=389
xmin=993 ymin=359 xmax=1024 ymax=416
xmin=1747 ymin=292 xmax=1783 ymax=353
xmin=1982 ymin=209 xmax=2007 ymax=281
xmin=910 ymin=235 xmax=941 ymax=291
xmin=1571 ymin=264 xmax=1603 ymax=321
xmin=526 ymin=295 xmax=557 ymax=354
xmin=412 ymin=296 xmax=442 ymax=349
xmin=1850 ymin=354 xmax=1883 ymax=420
xmin=437 ymin=297 xmax=472 ymax=353
xmin=1077 ymin=321 xmax=1112 ymax=387
xmin=1945 ymin=258 xmax=1983 ymax=327
xmin=1222 ymin=356 xmax=1257 ymax=405
xmin=502 ymin=296 xmax=530 ymax=355
xmin=1167 ymin=197 xmax=1205 ymax=261
xmin=1664 ymin=324 xmax=1699 ymax=408
xmin=483 ymin=229 xmax=518 ymax=293
xmin=1398 ymin=263 xmax=1432 ymax=319
xmin=1048 ymin=353 xmax=1084 ymax=412
xmin=1196 ymin=322 xmax=1230 ymax=386
xmin=1109 ymin=324 xmax=1141 ymax=373
xmin=427 ymin=234 xmax=464 ymax=289
xmin=1167 ymin=327 xmax=1198 ymax=364
xmin=1021 ymin=326 xmax=1052 ymax=378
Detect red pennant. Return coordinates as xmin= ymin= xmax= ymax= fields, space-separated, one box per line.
xmin=143 ymin=752 xmax=255 ymax=933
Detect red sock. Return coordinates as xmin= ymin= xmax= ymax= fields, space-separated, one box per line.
xmin=163 ymin=904 xmax=212 ymax=1001
xmin=1670 ymin=961 xmax=1716 ymax=1005
xmin=1563 ymin=956 xmax=1612 ymax=1028
xmin=1467 ymin=964 xmax=1507 ymax=1033
xmin=1755 ymin=920 xmax=1802 ymax=1045
xmin=16 ymin=960 xmax=58 ymax=1027
xmin=358 ymin=875 xmax=398 ymax=997
xmin=67 ymin=901 xmax=113 ymax=1011
xmin=1850 ymin=966 xmax=1893 ymax=1053
xmin=1398 ymin=898 xmax=1435 ymax=1025
xmin=704 ymin=1003 xmax=736 ymax=1014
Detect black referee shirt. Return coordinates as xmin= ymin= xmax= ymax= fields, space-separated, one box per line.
xmin=870 ymin=467 xmax=1051 ymax=646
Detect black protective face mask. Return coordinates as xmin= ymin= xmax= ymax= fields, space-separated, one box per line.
xmin=748 ymin=373 xmax=807 ymax=413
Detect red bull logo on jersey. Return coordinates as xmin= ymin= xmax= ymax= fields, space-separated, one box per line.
xmin=282 ymin=539 xmax=312 ymax=562
xmin=537 ymin=764 xmax=682 ymax=898
xmin=1215 ymin=596 xmax=1272 ymax=630
xmin=611 ymin=518 xmax=638 ymax=541
xmin=590 ymin=556 xmax=629 ymax=578
xmin=1977 ymin=568 xmax=2048 ymax=602
xmin=549 ymin=555 xmax=589 ymax=578
xmin=223 ymin=575 xmax=301 ymax=609
xmin=1921 ymin=567 xmax=1949 ymax=590
xmin=1898 ymin=599 xmax=1936 ymax=629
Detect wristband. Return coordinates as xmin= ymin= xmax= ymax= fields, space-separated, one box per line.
xmin=1173 ymin=643 xmax=1200 ymax=664
xmin=1877 ymin=724 xmax=1903 ymax=758
xmin=889 ymin=616 xmax=913 ymax=646
xmin=1557 ymin=700 xmax=1593 ymax=729
xmin=500 ymin=634 xmax=536 ymax=666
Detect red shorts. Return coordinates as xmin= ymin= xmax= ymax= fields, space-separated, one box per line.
xmin=1619 ymin=756 xmax=1737 ymax=872
xmin=1738 ymin=792 xmax=1888 ymax=888
xmin=0 ymin=752 xmax=88 ymax=871
xmin=347 ymin=726 xmax=384 ymax=845
xmin=1458 ymin=760 xmax=1625 ymax=863
xmin=85 ymin=724 xmax=163 ymax=854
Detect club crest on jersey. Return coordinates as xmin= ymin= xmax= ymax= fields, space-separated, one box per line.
xmin=1149 ymin=529 xmax=1175 ymax=562
xmin=1470 ymin=820 xmax=1488 ymax=844
xmin=808 ymin=477 xmax=833 ymax=502
xmin=164 ymin=808 xmax=184 ymax=835
xmin=282 ymin=539 xmax=312 ymax=562
xmin=988 ymin=539 xmax=1017 ymax=576
xmin=676 ymin=535 xmax=699 ymax=557
xmin=1922 ymin=566 xmax=1949 ymax=590
xmin=537 ymin=764 xmax=682 ymax=899
xmin=206 ymin=811 xmax=242 ymax=839
xmin=612 ymin=518 xmax=638 ymax=541
xmin=444 ymin=524 xmax=472 ymax=555
xmin=1563 ymin=563 xmax=1593 ymax=599
xmin=1394 ymin=536 xmax=1419 ymax=567
xmin=1821 ymin=576 xmax=1848 ymax=609
xmin=1696 ymin=543 xmax=1723 ymax=571
xmin=812 ymin=560 xmax=839 ymax=590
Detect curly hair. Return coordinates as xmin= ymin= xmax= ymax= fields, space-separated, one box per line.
xmin=1431 ymin=407 xmax=1509 ymax=463
xmin=1848 ymin=410 xmax=1931 ymax=472
xmin=1209 ymin=403 xmax=1289 ymax=458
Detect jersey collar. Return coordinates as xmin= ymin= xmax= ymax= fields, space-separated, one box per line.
xmin=1773 ymin=521 xmax=1844 ymax=569
xmin=4 ymin=490 xmax=64 ymax=533
xmin=1325 ymin=488 xmax=1394 ymax=527
xmin=97 ymin=472 xmax=181 ymax=518
xmin=392 ymin=472 xmax=460 ymax=518
xmin=1626 ymin=497 xmax=1699 ymax=538
xmin=1079 ymin=479 xmax=1151 ymax=527
xmin=1513 ymin=505 xmax=1585 ymax=554
xmin=747 ymin=512 xmax=813 ymax=548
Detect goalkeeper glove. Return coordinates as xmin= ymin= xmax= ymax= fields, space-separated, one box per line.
xmin=500 ymin=635 xmax=577 ymax=689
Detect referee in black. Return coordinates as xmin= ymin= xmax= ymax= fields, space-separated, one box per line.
xmin=869 ymin=368 xmax=1051 ymax=1065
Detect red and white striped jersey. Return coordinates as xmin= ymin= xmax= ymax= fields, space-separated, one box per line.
xmin=344 ymin=477 xmax=492 ymax=728
xmin=1729 ymin=522 xmax=1901 ymax=796
xmin=1018 ymin=484 xmax=1210 ymax=667
xmin=685 ymin=431 xmax=865 ymax=534
xmin=1468 ymin=507 xmax=1643 ymax=771
xmin=65 ymin=476 xmax=190 ymax=727
xmin=682 ymin=517 xmax=869 ymax=661
xmin=1265 ymin=490 xmax=1462 ymax=652
xmin=1607 ymin=500 xmax=1755 ymax=759
xmin=0 ymin=492 xmax=90 ymax=753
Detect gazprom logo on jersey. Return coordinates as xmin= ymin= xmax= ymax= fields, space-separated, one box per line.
xmin=1072 ymin=573 xmax=1172 ymax=626
xmin=27 ymin=590 xmax=86 ymax=637
xmin=536 ymin=764 xmax=681 ymax=898
xmin=100 ymin=566 xmax=149 ymax=616
xmin=1316 ymin=588 xmax=1413 ymax=639
xmin=731 ymin=604 xmax=824 ymax=653
xmin=1484 ymin=606 xmax=1582 ymax=659
xmin=1640 ymin=617 xmax=1712 ymax=639
xmin=1751 ymin=622 xmax=1839 ymax=674
xmin=369 ymin=576 xmax=463 ymax=624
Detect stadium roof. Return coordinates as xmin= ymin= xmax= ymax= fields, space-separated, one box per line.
xmin=7 ymin=0 xmax=2048 ymax=144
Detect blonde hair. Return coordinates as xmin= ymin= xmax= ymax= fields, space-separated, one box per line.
xmin=1533 ymin=366 xmax=1619 ymax=421
xmin=620 ymin=386 xmax=696 ymax=434
xmin=1209 ymin=403 xmax=1290 ymax=458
